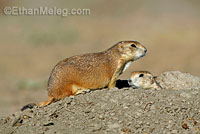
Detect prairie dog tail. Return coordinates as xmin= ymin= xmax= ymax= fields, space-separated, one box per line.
xmin=21 ymin=96 xmax=54 ymax=111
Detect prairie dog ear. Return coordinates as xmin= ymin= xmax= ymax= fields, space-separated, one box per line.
xmin=118 ymin=44 xmax=125 ymax=53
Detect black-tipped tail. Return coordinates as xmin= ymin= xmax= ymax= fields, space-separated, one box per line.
xmin=21 ymin=103 xmax=36 ymax=111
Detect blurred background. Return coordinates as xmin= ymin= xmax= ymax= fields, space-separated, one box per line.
xmin=0 ymin=0 xmax=199 ymax=117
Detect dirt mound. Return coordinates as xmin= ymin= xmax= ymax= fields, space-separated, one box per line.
xmin=0 ymin=71 xmax=200 ymax=134
xmin=157 ymin=71 xmax=200 ymax=90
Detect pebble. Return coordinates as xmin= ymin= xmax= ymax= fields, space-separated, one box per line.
xmin=110 ymin=113 xmax=115 ymax=116
xmin=98 ymin=115 xmax=104 ymax=119
xmin=123 ymin=106 xmax=129 ymax=109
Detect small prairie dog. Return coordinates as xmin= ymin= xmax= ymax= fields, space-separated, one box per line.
xmin=128 ymin=71 xmax=161 ymax=89
xmin=22 ymin=41 xmax=147 ymax=110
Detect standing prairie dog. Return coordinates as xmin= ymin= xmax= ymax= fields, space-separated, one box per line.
xmin=21 ymin=41 xmax=147 ymax=110
xmin=128 ymin=71 xmax=161 ymax=89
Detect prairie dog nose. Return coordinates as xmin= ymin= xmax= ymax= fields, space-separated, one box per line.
xmin=144 ymin=49 xmax=147 ymax=53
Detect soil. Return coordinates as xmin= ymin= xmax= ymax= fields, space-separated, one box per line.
xmin=0 ymin=71 xmax=200 ymax=134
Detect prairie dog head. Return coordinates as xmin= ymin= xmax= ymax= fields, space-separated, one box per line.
xmin=117 ymin=41 xmax=147 ymax=61
xmin=128 ymin=71 xmax=161 ymax=89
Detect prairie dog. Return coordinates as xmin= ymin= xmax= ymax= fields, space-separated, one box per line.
xmin=21 ymin=41 xmax=147 ymax=110
xmin=128 ymin=71 xmax=161 ymax=89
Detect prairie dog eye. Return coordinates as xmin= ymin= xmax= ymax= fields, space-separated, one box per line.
xmin=131 ymin=44 xmax=136 ymax=48
xmin=139 ymin=74 xmax=144 ymax=77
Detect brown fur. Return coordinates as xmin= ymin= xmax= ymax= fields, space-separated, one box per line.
xmin=22 ymin=41 xmax=147 ymax=109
